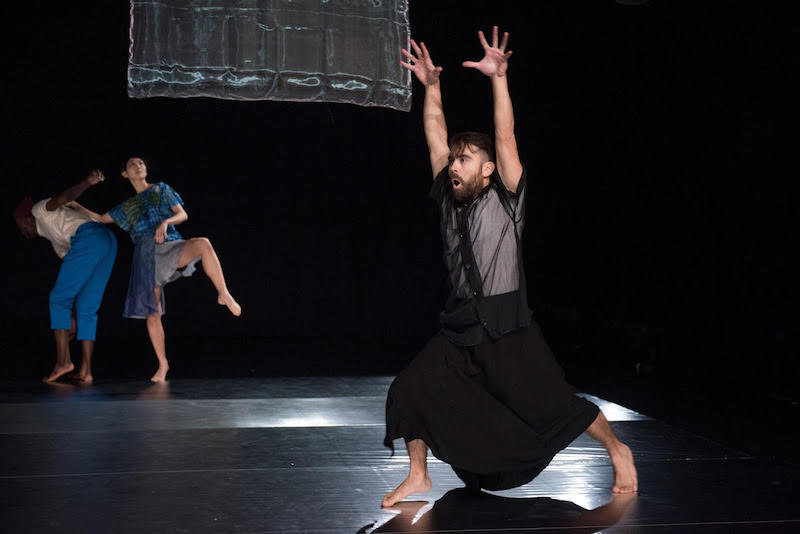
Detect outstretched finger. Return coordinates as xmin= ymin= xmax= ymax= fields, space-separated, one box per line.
xmin=499 ymin=31 xmax=509 ymax=52
xmin=401 ymin=48 xmax=415 ymax=61
xmin=410 ymin=39 xmax=423 ymax=58
xmin=420 ymin=41 xmax=432 ymax=61
xmin=477 ymin=30 xmax=490 ymax=50
xmin=491 ymin=26 xmax=499 ymax=48
xmin=462 ymin=60 xmax=480 ymax=70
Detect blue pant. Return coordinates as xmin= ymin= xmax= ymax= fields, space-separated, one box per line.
xmin=49 ymin=222 xmax=117 ymax=341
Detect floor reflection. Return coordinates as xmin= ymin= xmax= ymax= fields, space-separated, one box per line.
xmin=42 ymin=380 xmax=79 ymax=397
xmin=358 ymin=488 xmax=637 ymax=533
xmin=138 ymin=381 xmax=172 ymax=400
xmin=43 ymin=378 xmax=173 ymax=400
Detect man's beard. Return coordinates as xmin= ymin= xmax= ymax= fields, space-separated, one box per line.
xmin=452 ymin=177 xmax=483 ymax=203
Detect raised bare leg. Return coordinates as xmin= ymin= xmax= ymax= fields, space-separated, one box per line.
xmin=382 ymin=438 xmax=433 ymax=507
xmin=44 ymin=329 xmax=74 ymax=382
xmin=585 ymin=410 xmax=638 ymax=494
xmin=146 ymin=286 xmax=169 ymax=383
xmin=177 ymin=237 xmax=241 ymax=316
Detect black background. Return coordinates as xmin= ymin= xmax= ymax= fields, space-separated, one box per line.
xmin=3 ymin=2 xmax=798 ymax=459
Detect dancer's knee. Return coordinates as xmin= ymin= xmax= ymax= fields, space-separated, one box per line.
xmin=192 ymin=237 xmax=212 ymax=253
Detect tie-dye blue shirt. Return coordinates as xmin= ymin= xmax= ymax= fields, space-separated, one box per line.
xmin=109 ymin=182 xmax=183 ymax=242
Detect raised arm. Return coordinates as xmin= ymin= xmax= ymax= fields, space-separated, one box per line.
xmin=402 ymin=40 xmax=450 ymax=178
xmin=46 ymin=169 xmax=105 ymax=211
xmin=463 ymin=27 xmax=523 ymax=192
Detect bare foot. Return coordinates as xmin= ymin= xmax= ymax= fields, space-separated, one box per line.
xmin=610 ymin=443 xmax=638 ymax=494
xmin=43 ymin=362 xmax=74 ymax=383
xmin=150 ymin=365 xmax=169 ymax=383
xmin=218 ymin=291 xmax=241 ymax=316
xmin=381 ymin=473 xmax=432 ymax=508
xmin=66 ymin=371 xmax=93 ymax=385
xmin=74 ymin=374 xmax=93 ymax=385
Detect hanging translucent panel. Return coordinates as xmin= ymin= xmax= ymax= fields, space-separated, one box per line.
xmin=128 ymin=0 xmax=411 ymax=111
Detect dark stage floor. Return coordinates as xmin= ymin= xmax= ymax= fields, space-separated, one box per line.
xmin=1 ymin=377 xmax=798 ymax=533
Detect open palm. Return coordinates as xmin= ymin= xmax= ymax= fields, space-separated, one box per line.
xmin=401 ymin=39 xmax=442 ymax=86
xmin=462 ymin=26 xmax=512 ymax=77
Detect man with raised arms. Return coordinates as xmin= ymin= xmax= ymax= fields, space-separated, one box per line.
xmin=382 ymin=27 xmax=637 ymax=507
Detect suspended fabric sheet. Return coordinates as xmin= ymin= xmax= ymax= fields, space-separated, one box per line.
xmin=128 ymin=0 xmax=411 ymax=111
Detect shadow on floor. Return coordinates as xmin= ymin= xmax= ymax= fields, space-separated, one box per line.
xmin=358 ymin=488 xmax=637 ymax=533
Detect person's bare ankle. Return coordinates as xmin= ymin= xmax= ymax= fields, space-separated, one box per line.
xmin=76 ymin=374 xmax=93 ymax=385
xmin=150 ymin=364 xmax=169 ymax=383
xmin=381 ymin=471 xmax=432 ymax=507
xmin=43 ymin=362 xmax=75 ymax=383
xmin=609 ymin=442 xmax=637 ymax=494
xmin=218 ymin=291 xmax=242 ymax=316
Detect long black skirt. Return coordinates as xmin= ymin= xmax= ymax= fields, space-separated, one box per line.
xmin=384 ymin=321 xmax=599 ymax=491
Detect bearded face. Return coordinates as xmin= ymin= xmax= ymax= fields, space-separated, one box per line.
xmin=448 ymin=144 xmax=493 ymax=202
xmin=451 ymin=171 xmax=485 ymax=202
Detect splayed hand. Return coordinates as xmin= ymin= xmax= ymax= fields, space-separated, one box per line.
xmin=401 ymin=39 xmax=443 ymax=86
xmin=462 ymin=26 xmax=513 ymax=77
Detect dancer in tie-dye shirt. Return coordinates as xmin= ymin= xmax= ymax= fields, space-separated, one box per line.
xmin=72 ymin=156 xmax=241 ymax=382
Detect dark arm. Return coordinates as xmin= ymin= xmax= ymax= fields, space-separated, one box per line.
xmin=45 ymin=169 xmax=104 ymax=211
